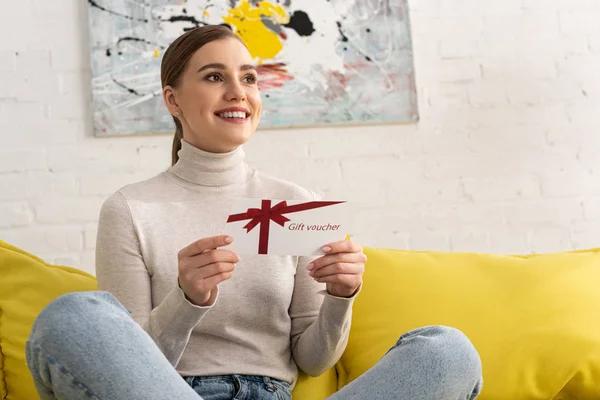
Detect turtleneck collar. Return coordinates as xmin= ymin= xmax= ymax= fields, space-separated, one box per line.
xmin=169 ymin=139 xmax=248 ymax=187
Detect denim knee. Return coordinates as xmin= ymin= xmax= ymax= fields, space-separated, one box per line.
xmin=28 ymin=291 xmax=126 ymax=350
xmin=435 ymin=326 xmax=482 ymax=376
xmin=395 ymin=325 xmax=482 ymax=384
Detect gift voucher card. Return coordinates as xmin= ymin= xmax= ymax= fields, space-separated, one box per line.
xmin=223 ymin=198 xmax=350 ymax=256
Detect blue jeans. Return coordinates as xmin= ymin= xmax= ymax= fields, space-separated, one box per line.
xmin=183 ymin=375 xmax=292 ymax=400
xmin=26 ymin=292 xmax=483 ymax=399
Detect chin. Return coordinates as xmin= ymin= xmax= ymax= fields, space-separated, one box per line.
xmin=201 ymin=118 xmax=257 ymax=150
xmin=212 ymin=125 xmax=249 ymax=147
xmin=226 ymin=122 xmax=256 ymax=141
xmin=228 ymin=132 xmax=253 ymax=147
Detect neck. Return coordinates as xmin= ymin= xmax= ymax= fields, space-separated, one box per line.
xmin=169 ymin=139 xmax=248 ymax=187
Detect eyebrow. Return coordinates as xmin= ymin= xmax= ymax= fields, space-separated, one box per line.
xmin=197 ymin=63 xmax=257 ymax=73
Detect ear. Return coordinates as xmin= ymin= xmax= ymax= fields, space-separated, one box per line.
xmin=163 ymin=85 xmax=180 ymax=116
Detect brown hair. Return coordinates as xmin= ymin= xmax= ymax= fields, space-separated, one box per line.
xmin=161 ymin=25 xmax=244 ymax=166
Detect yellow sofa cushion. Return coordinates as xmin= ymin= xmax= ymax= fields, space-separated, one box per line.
xmin=339 ymin=247 xmax=600 ymax=400
xmin=292 ymin=368 xmax=338 ymax=400
xmin=0 ymin=240 xmax=97 ymax=400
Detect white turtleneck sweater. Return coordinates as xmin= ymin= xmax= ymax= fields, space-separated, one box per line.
xmin=95 ymin=140 xmax=356 ymax=386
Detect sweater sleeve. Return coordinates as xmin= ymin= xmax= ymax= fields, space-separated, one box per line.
xmin=288 ymin=254 xmax=358 ymax=376
xmin=95 ymin=191 xmax=215 ymax=367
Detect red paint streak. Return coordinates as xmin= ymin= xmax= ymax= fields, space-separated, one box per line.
xmin=257 ymin=63 xmax=294 ymax=90
xmin=323 ymin=70 xmax=349 ymax=102
xmin=279 ymin=31 xmax=287 ymax=40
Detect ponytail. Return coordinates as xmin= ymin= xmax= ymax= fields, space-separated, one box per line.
xmin=171 ymin=117 xmax=183 ymax=166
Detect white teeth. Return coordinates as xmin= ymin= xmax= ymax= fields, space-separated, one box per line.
xmin=218 ymin=111 xmax=247 ymax=119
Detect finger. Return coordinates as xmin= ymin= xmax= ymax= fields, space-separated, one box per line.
xmin=178 ymin=235 xmax=233 ymax=259
xmin=308 ymin=252 xmax=364 ymax=271
xmin=314 ymin=274 xmax=360 ymax=286
xmin=192 ymin=270 xmax=234 ymax=293
xmin=321 ymin=240 xmax=363 ymax=255
xmin=179 ymin=250 xmax=239 ymax=276
xmin=190 ymin=262 xmax=236 ymax=280
xmin=310 ymin=263 xmax=364 ymax=279
xmin=180 ymin=261 xmax=236 ymax=285
xmin=192 ymin=249 xmax=239 ymax=267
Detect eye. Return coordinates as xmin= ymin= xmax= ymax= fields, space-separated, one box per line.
xmin=205 ymin=73 xmax=223 ymax=82
xmin=243 ymin=74 xmax=258 ymax=84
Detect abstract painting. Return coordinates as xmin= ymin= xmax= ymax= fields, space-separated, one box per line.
xmin=87 ymin=0 xmax=417 ymax=136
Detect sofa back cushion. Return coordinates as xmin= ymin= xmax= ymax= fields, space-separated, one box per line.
xmin=339 ymin=247 xmax=600 ymax=399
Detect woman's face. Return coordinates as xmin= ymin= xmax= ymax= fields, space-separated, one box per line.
xmin=163 ymin=38 xmax=262 ymax=153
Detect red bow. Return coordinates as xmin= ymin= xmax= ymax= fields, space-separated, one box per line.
xmin=227 ymin=200 xmax=344 ymax=254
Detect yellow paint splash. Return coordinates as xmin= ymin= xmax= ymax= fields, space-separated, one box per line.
xmin=222 ymin=0 xmax=289 ymax=61
xmin=203 ymin=10 xmax=210 ymax=17
xmin=153 ymin=49 xmax=160 ymax=59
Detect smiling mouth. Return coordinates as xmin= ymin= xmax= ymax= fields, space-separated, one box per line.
xmin=215 ymin=111 xmax=250 ymax=120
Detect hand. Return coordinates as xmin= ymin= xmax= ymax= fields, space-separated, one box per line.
xmin=177 ymin=235 xmax=239 ymax=306
xmin=307 ymin=240 xmax=366 ymax=298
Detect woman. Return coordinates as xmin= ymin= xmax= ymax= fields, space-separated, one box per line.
xmin=26 ymin=25 xmax=483 ymax=400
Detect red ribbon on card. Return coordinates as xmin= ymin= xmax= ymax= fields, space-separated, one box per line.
xmin=226 ymin=200 xmax=345 ymax=254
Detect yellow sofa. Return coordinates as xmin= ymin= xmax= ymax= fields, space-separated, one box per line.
xmin=2 ymin=239 xmax=600 ymax=399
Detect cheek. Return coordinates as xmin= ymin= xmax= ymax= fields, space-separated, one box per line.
xmin=249 ymin=90 xmax=262 ymax=113
xmin=179 ymin=85 xmax=212 ymax=116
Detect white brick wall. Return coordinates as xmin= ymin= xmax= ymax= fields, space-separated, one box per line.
xmin=1 ymin=0 xmax=600 ymax=274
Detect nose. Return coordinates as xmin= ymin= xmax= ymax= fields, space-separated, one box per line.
xmin=224 ymin=79 xmax=246 ymax=102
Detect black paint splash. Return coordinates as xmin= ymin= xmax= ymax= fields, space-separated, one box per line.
xmin=336 ymin=21 xmax=349 ymax=42
xmin=284 ymin=11 xmax=315 ymax=37
xmin=107 ymin=37 xmax=165 ymax=58
xmin=116 ymin=36 xmax=164 ymax=49
xmin=88 ymin=0 xmax=148 ymax=23
xmin=161 ymin=15 xmax=209 ymax=31
xmin=112 ymin=78 xmax=143 ymax=96
xmin=336 ymin=21 xmax=373 ymax=62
